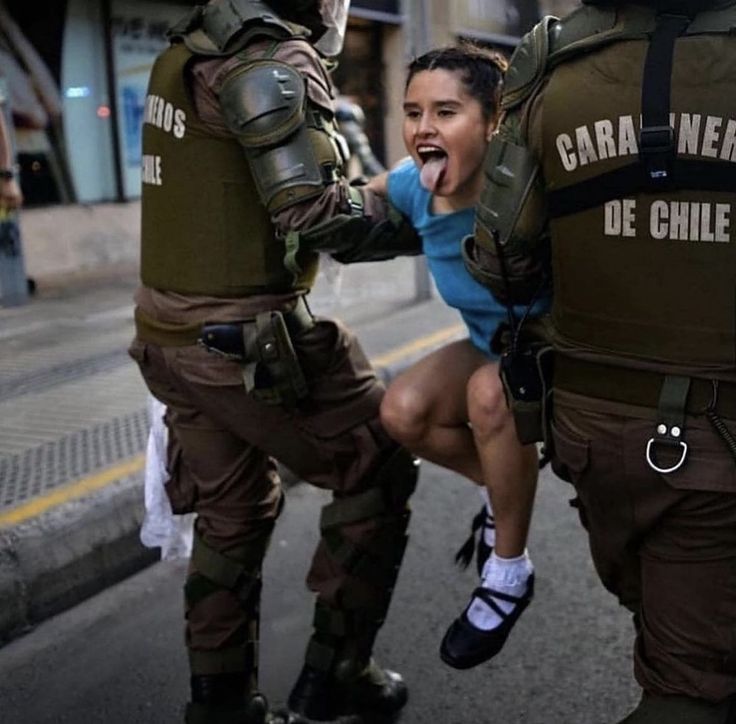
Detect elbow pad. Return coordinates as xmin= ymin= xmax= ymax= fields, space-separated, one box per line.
xmin=220 ymin=61 xmax=348 ymax=213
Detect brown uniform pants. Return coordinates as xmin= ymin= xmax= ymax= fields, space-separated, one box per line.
xmin=129 ymin=316 xmax=404 ymax=672
xmin=551 ymin=389 xmax=736 ymax=703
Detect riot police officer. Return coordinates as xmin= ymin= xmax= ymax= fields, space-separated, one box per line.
xmin=129 ymin=1 xmax=421 ymax=722
xmin=464 ymin=1 xmax=736 ymax=721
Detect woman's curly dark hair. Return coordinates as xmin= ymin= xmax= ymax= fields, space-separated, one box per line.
xmin=406 ymin=43 xmax=509 ymax=121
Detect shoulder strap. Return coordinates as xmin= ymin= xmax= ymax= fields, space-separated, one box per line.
xmin=549 ymin=4 xmax=736 ymax=219
xmin=503 ymin=1 xmax=736 ymax=113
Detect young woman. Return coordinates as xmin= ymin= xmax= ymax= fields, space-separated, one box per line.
xmin=367 ymin=45 xmax=546 ymax=669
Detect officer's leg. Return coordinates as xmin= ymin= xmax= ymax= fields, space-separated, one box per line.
xmin=554 ymin=398 xmax=736 ymax=723
xmin=620 ymin=488 xmax=736 ymax=723
xmin=288 ymin=440 xmax=419 ymax=722
xmin=166 ymin=318 xmax=418 ymax=722
xmin=616 ymin=694 xmax=736 ymax=724
xmin=170 ymin=415 xmax=282 ymax=724
xmin=132 ymin=344 xmax=283 ymax=723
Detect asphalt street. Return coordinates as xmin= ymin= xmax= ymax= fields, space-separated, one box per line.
xmin=0 ymin=460 xmax=640 ymax=724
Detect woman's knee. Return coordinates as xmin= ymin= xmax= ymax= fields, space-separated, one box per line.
xmin=467 ymin=366 xmax=511 ymax=437
xmin=380 ymin=383 xmax=431 ymax=444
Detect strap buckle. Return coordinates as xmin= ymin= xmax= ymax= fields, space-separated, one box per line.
xmin=639 ymin=125 xmax=675 ymax=179
xmin=646 ymin=437 xmax=688 ymax=474
xmin=646 ymin=375 xmax=691 ymax=474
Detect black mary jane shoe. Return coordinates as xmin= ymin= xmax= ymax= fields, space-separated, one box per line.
xmin=439 ymin=573 xmax=535 ymax=670
xmin=454 ymin=505 xmax=495 ymax=576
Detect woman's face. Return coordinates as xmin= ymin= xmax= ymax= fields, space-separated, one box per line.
xmin=402 ymin=68 xmax=496 ymax=209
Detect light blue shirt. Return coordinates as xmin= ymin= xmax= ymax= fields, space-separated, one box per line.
xmin=388 ymin=159 xmax=537 ymax=357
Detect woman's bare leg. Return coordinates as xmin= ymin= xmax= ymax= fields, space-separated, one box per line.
xmin=466 ymin=363 xmax=538 ymax=558
xmin=380 ymin=339 xmax=486 ymax=484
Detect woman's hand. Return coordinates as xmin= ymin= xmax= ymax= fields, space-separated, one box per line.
xmin=365 ymin=171 xmax=388 ymax=197
xmin=0 ymin=177 xmax=23 ymax=210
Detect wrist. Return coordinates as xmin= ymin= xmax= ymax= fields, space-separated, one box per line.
xmin=0 ymin=165 xmax=19 ymax=181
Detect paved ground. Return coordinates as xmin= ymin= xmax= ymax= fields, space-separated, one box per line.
xmin=0 ymin=257 xmax=467 ymax=643
xmin=0 ymin=462 xmax=641 ymax=724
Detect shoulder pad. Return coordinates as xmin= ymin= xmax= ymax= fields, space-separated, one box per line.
xmin=502 ymin=5 xmax=619 ymax=111
xmin=548 ymin=4 xmax=617 ymax=57
xmin=220 ymin=61 xmax=306 ymax=147
xmin=171 ymin=0 xmax=308 ymax=57
xmin=501 ymin=16 xmax=556 ymax=112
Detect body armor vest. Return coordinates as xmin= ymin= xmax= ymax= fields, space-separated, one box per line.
xmin=540 ymin=6 xmax=736 ymax=375
xmin=140 ymin=41 xmax=318 ymax=296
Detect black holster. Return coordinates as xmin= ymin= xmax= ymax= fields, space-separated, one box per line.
xmin=499 ymin=336 xmax=554 ymax=447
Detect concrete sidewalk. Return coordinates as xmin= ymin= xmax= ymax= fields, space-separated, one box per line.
xmin=0 ymin=259 xmax=466 ymax=645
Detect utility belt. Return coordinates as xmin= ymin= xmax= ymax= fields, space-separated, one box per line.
xmin=556 ymin=355 xmax=736 ymax=473
xmin=555 ymin=356 xmax=736 ymax=414
xmin=135 ymin=295 xmax=314 ymax=407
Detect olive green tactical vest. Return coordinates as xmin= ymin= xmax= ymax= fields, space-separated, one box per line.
xmin=140 ymin=42 xmax=318 ymax=296
xmin=541 ymin=23 xmax=736 ymax=371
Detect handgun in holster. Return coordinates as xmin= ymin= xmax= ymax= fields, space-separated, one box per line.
xmin=199 ymin=311 xmax=309 ymax=408
xmin=251 ymin=310 xmax=308 ymax=408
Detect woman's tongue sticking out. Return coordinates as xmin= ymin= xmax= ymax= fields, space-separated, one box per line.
xmin=420 ymin=154 xmax=447 ymax=193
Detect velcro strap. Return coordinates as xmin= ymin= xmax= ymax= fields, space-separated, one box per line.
xmin=185 ymin=572 xmax=222 ymax=611
xmin=188 ymin=646 xmax=249 ymax=675
xmin=283 ymin=295 xmax=314 ymax=336
xmin=322 ymin=528 xmax=407 ymax=589
xmin=305 ymin=638 xmax=337 ymax=672
xmin=192 ymin=532 xmax=260 ymax=604
xmin=320 ymin=488 xmax=387 ymax=531
xmin=313 ymin=602 xmax=349 ymax=637
xmin=548 ymin=159 xmax=736 ymax=219
xmin=284 ymin=230 xmax=302 ymax=278
xmin=639 ymin=12 xmax=690 ymax=180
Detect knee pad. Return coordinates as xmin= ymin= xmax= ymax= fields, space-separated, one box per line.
xmin=316 ymin=447 xmax=419 ymax=607
xmin=185 ymin=529 xmax=270 ymax=677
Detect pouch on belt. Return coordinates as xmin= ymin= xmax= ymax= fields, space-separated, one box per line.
xmin=199 ymin=304 xmax=310 ymax=408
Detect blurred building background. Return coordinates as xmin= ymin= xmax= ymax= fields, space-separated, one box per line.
xmin=0 ymin=0 xmax=580 ymax=287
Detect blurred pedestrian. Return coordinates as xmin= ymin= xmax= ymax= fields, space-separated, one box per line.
xmin=335 ymin=95 xmax=385 ymax=179
xmin=466 ymin=1 xmax=736 ymax=721
xmin=0 ymin=85 xmax=22 ymax=211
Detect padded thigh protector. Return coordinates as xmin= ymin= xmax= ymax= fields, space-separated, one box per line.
xmin=220 ymin=61 xmax=327 ymax=212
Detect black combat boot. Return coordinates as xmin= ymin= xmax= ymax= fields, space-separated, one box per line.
xmin=617 ymin=693 xmax=736 ymax=724
xmin=185 ymin=673 xmax=270 ymax=724
xmin=287 ymin=657 xmax=407 ymax=723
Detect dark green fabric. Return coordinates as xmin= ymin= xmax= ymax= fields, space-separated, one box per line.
xmin=540 ymin=27 xmax=736 ymax=368
xmin=140 ymin=42 xmax=318 ymax=295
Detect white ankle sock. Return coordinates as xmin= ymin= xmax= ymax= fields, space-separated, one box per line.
xmin=466 ymin=551 xmax=533 ymax=631
xmin=478 ymin=488 xmax=495 ymax=547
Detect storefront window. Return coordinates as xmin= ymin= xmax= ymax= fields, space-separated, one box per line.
xmin=333 ymin=19 xmax=387 ymax=167
xmin=453 ymin=0 xmax=541 ymax=45
xmin=61 ymin=0 xmax=116 ymax=204
xmin=111 ymin=1 xmax=186 ymax=199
